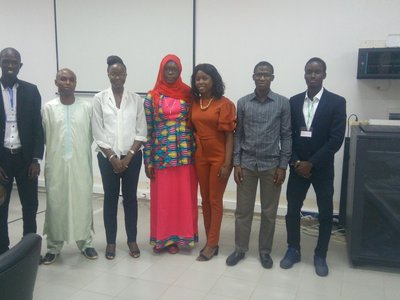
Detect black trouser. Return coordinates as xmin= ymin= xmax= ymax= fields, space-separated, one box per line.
xmin=97 ymin=151 xmax=142 ymax=244
xmin=0 ymin=151 xmax=38 ymax=254
xmin=285 ymin=170 xmax=334 ymax=258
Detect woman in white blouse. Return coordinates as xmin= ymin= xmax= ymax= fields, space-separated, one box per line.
xmin=92 ymin=55 xmax=147 ymax=260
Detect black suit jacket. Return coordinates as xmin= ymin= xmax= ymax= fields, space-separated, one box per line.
xmin=290 ymin=89 xmax=346 ymax=179
xmin=0 ymin=79 xmax=44 ymax=164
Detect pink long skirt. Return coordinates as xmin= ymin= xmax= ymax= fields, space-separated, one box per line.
xmin=150 ymin=164 xmax=198 ymax=247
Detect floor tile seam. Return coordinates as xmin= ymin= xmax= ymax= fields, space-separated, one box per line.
xmin=113 ymin=276 xmax=170 ymax=299
xmin=171 ymin=266 xmax=222 ymax=294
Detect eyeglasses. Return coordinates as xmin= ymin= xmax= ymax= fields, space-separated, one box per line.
xmin=254 ymin=73 xmax=273 ymax=79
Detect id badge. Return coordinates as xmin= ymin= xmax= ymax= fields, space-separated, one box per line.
xmin=300 ymin=126 xmax=312 ymax=138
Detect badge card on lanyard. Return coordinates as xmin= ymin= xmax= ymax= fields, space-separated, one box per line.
xmin=301 ymin=99 xmax=314 ymax=138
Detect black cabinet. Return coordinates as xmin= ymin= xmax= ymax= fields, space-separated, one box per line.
xmin=346 ymin=125 xmax=400 ymax=267
xmin=357 ymin=48 xmax=400 ymax=79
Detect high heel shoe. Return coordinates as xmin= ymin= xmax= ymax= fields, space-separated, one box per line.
xmin=153 ymin=245 xmax=164 ymax=254
xmin=196 ymin=245 xmax=219 ymax=261
xmin=199 ymin=246 xmax=206 ymax=254
xmin=105 ymin=244 xmax=116 ymax=260
xmin=128 ymin=242 xmax=140 ymax=258
xmin=167 ymin=243 xmax=179 ymax=254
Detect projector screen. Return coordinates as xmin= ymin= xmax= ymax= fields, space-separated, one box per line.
xmin=55 ymin=0 xmax=194 ymax=93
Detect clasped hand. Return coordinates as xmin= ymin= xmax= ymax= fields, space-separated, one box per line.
xmin=294 ymin=161 xmax=312 ymax=178
xmin=111 ymin=156 xmax=130 ymax=174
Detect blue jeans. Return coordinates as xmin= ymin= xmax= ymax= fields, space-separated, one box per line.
xmin=97 ymin=151 xmax=142 ymax=244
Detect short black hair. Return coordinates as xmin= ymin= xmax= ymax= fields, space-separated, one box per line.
xmin=191 ymin=63 xmax=225 ymax=99
xmin=0 ymin=47 xmax=21 ymax=62
xmin=305 ymin=57 xmax=326 ymax=73
xmin=253 ymin=61 xmax=274 ymax=74
xmin=56 ymin=68 xmax=76 ymax=80
xmin=107 ymin=55 xmax=126 ymax=71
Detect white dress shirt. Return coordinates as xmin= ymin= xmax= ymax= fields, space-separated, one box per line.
xmin=92 ymin=87 xmax=147 ymax=157
xmin=2 ymin=83 xmax=21 ymax=149
xmin=303 ymin=87 xmax=324 ymax=130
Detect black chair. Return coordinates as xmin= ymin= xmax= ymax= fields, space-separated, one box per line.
xmin=0 ymin=233 xmax=42 ymax=300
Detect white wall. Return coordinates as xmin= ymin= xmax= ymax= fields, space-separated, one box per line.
xmin=55 ymin=0 xmax=193 ymax=93
xmin=196 ymin=0 xmax=400 ymax=212
xmin=0 ymin=0 xmax=57 ymax=102
xmin=1 ymin=0 xmax=400 ymax=213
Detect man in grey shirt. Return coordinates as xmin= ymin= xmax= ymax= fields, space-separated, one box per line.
xmin=226 ymin=61 xmax=291 ymax=268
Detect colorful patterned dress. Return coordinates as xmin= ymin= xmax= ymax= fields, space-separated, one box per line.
xmin=144 ymin=93 xmax=198 ymax=247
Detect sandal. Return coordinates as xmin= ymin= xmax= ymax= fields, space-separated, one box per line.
xmin=167 ymin=244 xmax=179 ymax=254
xmin=153 ymin=245 xmax=164 ymax=254
xmin=105 ymin=244 xmax=116 ymax=260
xmin=196 ymin=246 xmax=219 ymax=261
xmin=128 ymin=242 xmax=140 ymax=258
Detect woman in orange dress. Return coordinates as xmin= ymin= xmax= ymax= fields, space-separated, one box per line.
xmin=190 ymin=64 xmax=236 ymax=261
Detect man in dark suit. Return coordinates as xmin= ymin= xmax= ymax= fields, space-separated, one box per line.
xmin=0 ymin=47 xmax=44 ymax=254
xmin=280 ymin=57 xmax=346 ymax=276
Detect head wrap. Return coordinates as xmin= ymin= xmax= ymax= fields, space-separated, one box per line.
xmin=149 ymin=54 xmax=191 ymax=117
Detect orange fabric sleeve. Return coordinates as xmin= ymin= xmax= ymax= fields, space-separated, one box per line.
xmin=217 ymin=98 xmax=236 ymax=132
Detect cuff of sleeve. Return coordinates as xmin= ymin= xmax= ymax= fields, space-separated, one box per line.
xmin=96 ymin=141 xmax=112 ymax=149
xmin=279 ymin=161 xmax=289 ymax=169
xmin=233 ymin=156 xmax=240 ymax=166
xmin=135 ymin=135 xmax=147 ymax=142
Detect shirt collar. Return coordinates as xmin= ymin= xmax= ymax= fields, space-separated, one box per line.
xmin=252 ymin=89 xmax=275 ymax=102
xmin=305 ymin=87 xmax=324 ymax=102
xmin=1 ymin=82 xmax=19 ymax=91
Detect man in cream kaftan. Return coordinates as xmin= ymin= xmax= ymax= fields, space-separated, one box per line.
xmin=41 ymin=69 xmax=98 ymax=264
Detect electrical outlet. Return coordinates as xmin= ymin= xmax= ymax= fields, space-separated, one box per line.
xmin=359 ymin=40 xmax=386 ymax=48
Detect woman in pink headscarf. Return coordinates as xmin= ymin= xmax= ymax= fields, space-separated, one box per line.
xmin=144 ymin=54 xmax=198 ymax=254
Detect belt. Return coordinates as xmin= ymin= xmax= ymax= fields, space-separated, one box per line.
xmin=3 ymin=147 xmax=22 ymax=154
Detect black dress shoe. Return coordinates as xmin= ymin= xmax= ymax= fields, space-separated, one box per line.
xmin=82 ymin=247 xmax=98 ymax=260
xmin=226 ymin=251 xmax=245 ymax=266
xmin=314 ymin=255 xmax=329 ymax=277
xmin=42 ymin=253 xmax=58 ymax=265
xmin=260 ymin=253 xmax=273 ymax=269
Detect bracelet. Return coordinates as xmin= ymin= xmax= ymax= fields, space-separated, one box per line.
xmin=108 ymin=154 xmax=117 ymax=162
xmin=128 ymin=149 xmax=135 ymax=155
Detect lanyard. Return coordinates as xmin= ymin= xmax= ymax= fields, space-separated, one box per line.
xmin=7 ymin=87 xmax=14 ymax=110
xmin=306 ymin=99 xmax=314 ymax=129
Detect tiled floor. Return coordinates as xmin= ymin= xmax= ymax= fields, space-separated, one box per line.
xmin=5 ymin=188 xmax=400 ymax=300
